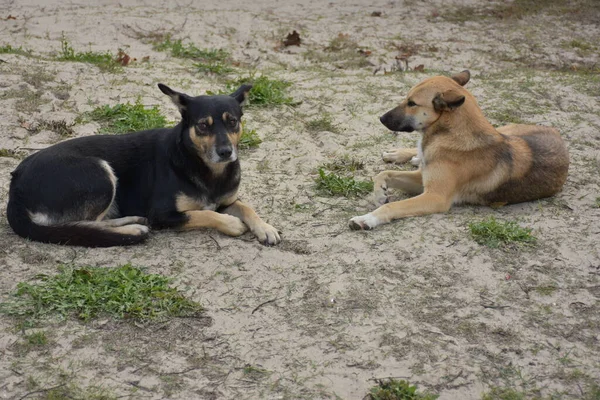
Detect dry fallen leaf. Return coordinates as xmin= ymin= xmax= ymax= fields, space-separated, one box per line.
xmin=116 ymin=49 xmax=131 ymax=66
xmin=141 ymin=56 xmax=150 ymax=62
xmin=20 ymin=120 xmax=31 ymax=130
xmin=6 ymin=15 xmax=17 ymax=20
xmin=358 ymin=49 xmax=372 ymax=56
xmin=413 ymin=64 xmax=425 ymax=72
xmin=371 ymin=11 xmax=382 ymax=17
xmin=283 ymin=30 xmax=301 ymax=47
xmin=490 ymin=202 xmax=508 ymax=209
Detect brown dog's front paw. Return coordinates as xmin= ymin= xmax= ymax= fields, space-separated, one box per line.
xmin=349 ymin=214 xmax=380 ymax=230
xmin=221 ymin=215 xmax=248 ymax=237
xmin=253 ymin=222 xmax=281 ymax=246
xmin=382 ymin=149 xmax=414 ymax=164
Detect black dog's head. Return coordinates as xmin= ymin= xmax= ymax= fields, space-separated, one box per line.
xmin=158 ymin=83 xmax=252 ymax=165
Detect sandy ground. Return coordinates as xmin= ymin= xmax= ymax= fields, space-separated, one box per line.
xmin=1 ymin=0 xmax=599 ymax=399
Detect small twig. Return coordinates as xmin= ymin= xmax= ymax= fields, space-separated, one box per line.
xmin=251 ymin=297 xmax=282 ymax=314
xmin=367 ymin=376 xmax=410 ymax=382
xmin=19 ymin=383 xmax=66 ymax=400
xmin=208 ymin=235 xmax=221 ymax=250
xmin=160 ymin=366 xmax=201 ymax=376
xmin=127 ymin=381 xmax=153 ymax=392
xmin=480 ymin=294 xmax=510 ymax=309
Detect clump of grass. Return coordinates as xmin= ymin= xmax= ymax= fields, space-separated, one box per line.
xmin=0 ymin=264 xmax=202 ymax=322
xmin=153 ymin=35 xmax=233 ymax=75
xmin=239 ymin=122 xmax=262 ymax=150
xmin=24 ymin=331 xmax=48 ymax=346
xmin=322 ymin=155 xmax=364 ymax=173
xmin=12 ymin=88 xmax=49 ymax=113
xmin=315 ymin=168 xmax=372 ymax=197
xmin=0 ymin=44 xmax=32 ymax=56
xmin=468 ymin=216 xmax=536 ymax=248
xmin=22 ymin=67 xmax=55 ymax=89
xmin=243 ymin=364 xmax=270 ymax=380
xmin=305 ymin=114 xmax=339 ymax=133
xmin=31 ymin=120 xmax=75 ymax=137
xmin=481 ymin=387 xmax=527 ymax=400
xmin=87 ymin=100 xmax=168 ymax=134
xmin=367 ymin=379 xmax=438 ymax=400
xmin=225 ymin=75 xmax=296 ymax=107
xmin=57 ymin=36 xmax=121 ymax=73
xmin=0 ymin=148 xmax=27 ymax=159
xmin=594 ymin=197 xmax=600 ymax=208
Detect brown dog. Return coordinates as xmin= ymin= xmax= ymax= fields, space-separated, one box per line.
xmin=349 ymin=70 xmax=569 ymax=230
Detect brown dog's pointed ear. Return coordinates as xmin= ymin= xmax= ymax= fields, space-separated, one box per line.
xmin=158 ymin=83 xmax=190 ymax=115
xmin=451 ymin=70 xmax=470 ymax=86
xmin=230 ymin=84 xmax=253 ymax=106
xmin=433 ymin=90 xmax=466 ymax=112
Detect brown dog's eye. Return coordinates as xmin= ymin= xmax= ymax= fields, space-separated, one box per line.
xmin=407 ymin=100 xmax=417 ymax=107
xmin=197 ymin=122 xmax=208 ymax=131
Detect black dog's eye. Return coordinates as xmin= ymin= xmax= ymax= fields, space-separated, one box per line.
xmin=197 ymin=122 xmax=208 ymax=131
xmin=407 ymin=100 xmax=417 ymax=107
xmin=228 ymin=117 xmax=238 ymax=127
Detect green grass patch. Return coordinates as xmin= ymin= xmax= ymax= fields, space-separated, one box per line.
xmin=153 ymin=35 xmax=233 ymax=75
xmin=305 ymin=114 xmax=339 ymax=133
xmin=594 ymin=197 xmax=600 ymax=208
xmin=0 ymin=264 xmax=203 ymax=322
xmin=315 ymin=168 xmax=373 ymax=198
xmin=57 ymin=36 xmax=121 ymax=73
xmin=86 ymin=100 xmax=169 ymax=134
xmin=535 ymin=285 xmax=558 ymax=296
xmin=468 ymin=216 xmax=536 ymax=248
xmin=225 ymin=75 xmax=296 ymax=107
xmin=367 ymin=379 xmax=438 ymax=400
xmin=24 ymin=330 xmax=48 ymax=346
xmin=0 ymin=44 xmax=32 ymax=56
xmin=321 ymin=155 xmax=364 ymax=173
xmin=239 ymin=122 xmax=262 ymax=150
xmin=0 ymin=148 xmax=27 ymax=159
xmin=481 ymin=387 xmax=528 ymax=400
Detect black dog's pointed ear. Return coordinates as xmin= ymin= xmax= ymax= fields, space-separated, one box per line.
xmin=158 ymin=83 xmax=190 ymax=115
xmin=433 ymin=90 xmax=466 ymax=112
xmin=451 ymin=70 xmax=470 ymax=86
xmin=230 ymin=84 xmax=253 ymax=106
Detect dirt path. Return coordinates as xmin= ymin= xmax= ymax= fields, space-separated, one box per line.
xmin=1 ymin=0 xmax=599 ymax=399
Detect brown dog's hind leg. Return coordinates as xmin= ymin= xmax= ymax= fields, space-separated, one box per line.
xmin=181 ymin=210 xmax=247 ymax=237
xmin=382 ymin=148 xmax=418 ymax=164
xmin=221 ymin=200 xmax=281 ymax=245
xmin=372 ymin=170 xmax=424 ymax=205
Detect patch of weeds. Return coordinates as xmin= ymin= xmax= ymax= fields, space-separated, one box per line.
xmin=0 ymin=148 xmax=27 ymax=159
xmin=305 ymin=114 xmax=339 ymax=133
xmin=153 ymin=35 xmax=233 ymax=75
xmin=243 ymin=364 xmax=270 ymax=380
xmin=22 ymin=67 xmax=55 ymax=89
xmin=0 ymin=44 xmax=32 ymax=56
xmin=13 ymin=88 xmax=49 ymax=113
xmin=594 ymin=197 xmax=600 ymax=208
xmin=305 ymin=33 xmax=372 ymax=69
xmin=315 ymin=168 xmax=372 ymax=198
xmin=224 ymin=75 xmax=296 ymax=107
xmin=31 ymin=120 xmax=75 ymax=137
xmin=481 ymin=386 xmax=528 ymax=400
xmin=535 ymin=284 xmax=558 ymax=296
xmin=86 ymin=100 xmax=168 ymax=134
xmin=468 ymin=216 xmax=536 ymax=248
xmin=40 ymin=383 xmax=117 ymax=400
xmin=24 ymin=330 xmax=48 ymax=346
xmin=57 ymin=36 xmax=122 ymax=73
xmin=321 ymin=155 xmax=364 ymax=173
xmin=486 ymin=109 xmax=526 ymax=126
xmin=0 ymin=264 xmax=203 ymax=322
xmin=239 ymin=122 xmax=262 ymax=150
xmin=367 ymin=379 xmax=438 ymax=400
xmin=442 ymin=0 xmax=600 ymax=23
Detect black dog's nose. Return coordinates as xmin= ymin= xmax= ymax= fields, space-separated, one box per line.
xmin=217 ymin=147 xmax=232 ymax=159
xmin=380 ymin=114 xmax=388 ymax=125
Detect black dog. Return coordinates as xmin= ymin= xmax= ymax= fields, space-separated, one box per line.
xmin=7 ymin=84 xmax=281 ymax=247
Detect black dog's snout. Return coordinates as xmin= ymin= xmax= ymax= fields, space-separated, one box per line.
xmin=380 ymin=113 xmax=389 ymax=125
xmin=217 ymin=147 xmax=233 ymax=159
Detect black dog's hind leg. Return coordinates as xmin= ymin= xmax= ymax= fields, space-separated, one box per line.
xmin=8 ymin=158 xmax=149 ymax=247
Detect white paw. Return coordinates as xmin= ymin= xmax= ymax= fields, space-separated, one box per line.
xmin=253 ymin=222 xmax=281 ymax=246
xmin=372 ymin=187 xmax=389 ymax=206
xmin=410 ymin=156 xmax=421 ymax=166
xmin=349 ymin=213 xmax=381 ymax=230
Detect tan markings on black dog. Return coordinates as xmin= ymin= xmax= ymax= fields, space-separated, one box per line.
xmin=350 ymin=70 xmax=569 ymax=231
xmin=222 ymin=200 xmax=281 ymax=245
xmin=180 ymin=210 xmax=247 ymax=236
xmin=95 ymin=160 xmax=118 ymax=221
xmin=175 ymin=191 xmax=238 ymax=212
xmin=223 ymin=112 xmax=241 ymax=146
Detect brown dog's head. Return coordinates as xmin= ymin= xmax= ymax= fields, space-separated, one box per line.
xmin=380 ymin=70 xmax=471 ymax=132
